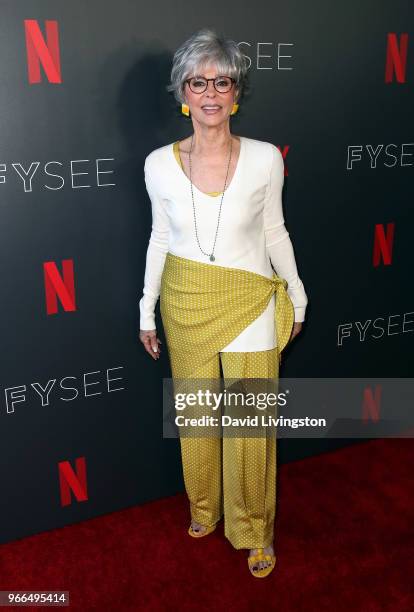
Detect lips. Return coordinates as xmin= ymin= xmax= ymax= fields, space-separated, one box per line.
xmin=201 ymin=105 xmax=221 ymax=114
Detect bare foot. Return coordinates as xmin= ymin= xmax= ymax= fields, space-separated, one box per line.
xmin=248 ymin=544 xmax=275 ymax=572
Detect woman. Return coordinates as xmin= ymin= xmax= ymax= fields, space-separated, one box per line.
xmin=139 ymin=27 xmax=308 ymax=578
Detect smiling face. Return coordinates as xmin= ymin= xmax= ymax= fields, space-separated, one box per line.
xmin=183 ymin=63 xmax=239 ymax=126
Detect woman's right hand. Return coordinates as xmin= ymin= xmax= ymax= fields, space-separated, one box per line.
xmin=139 ymin=329 xmax=162 ymax=360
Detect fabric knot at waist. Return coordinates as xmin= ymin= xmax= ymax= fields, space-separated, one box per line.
xmin=270 ymin=275 xmax=288 ymax=291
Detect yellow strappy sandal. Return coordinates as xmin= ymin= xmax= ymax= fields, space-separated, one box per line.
xmin=188 ymin=522 xmax=217 ymax=538
xmin=247 ymin=548 xmax=276 ymax=578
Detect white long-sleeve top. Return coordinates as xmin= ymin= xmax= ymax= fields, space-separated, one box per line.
xmin=139 ymin=135 xmax=308 ymax=351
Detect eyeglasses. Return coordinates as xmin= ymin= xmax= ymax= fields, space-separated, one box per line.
xmin=185 ymin=76 xmax=236 ymax=94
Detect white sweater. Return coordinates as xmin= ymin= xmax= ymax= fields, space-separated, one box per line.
xmin=139 ymin=135 xmax=308 ymax=351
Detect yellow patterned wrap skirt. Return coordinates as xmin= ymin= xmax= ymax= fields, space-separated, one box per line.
xmin=160 ymin=252 xmax=295 ymax=549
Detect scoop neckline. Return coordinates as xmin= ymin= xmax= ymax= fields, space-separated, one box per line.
xmin=171 ymin=136 xmax=245 ymax=198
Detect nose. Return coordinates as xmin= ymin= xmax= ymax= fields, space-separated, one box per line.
xmin=205 ymin=80 xmax=217 ymax=95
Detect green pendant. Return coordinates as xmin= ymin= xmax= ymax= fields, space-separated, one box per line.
xmin=209 ymin=254 xmax=215 ymax=261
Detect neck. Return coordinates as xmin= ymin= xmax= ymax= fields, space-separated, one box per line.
xmin=190 ymin=124 xmax=233 ymax=155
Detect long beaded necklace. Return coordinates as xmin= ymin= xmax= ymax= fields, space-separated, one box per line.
xmin=188 ymin=133 xmax=233 ymax=262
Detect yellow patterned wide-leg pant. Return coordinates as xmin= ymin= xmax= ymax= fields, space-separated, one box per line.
xmin=170 ymin=346 xmax=279 ymax=550
xmin=159 ymin=251 xmax=293 ymax=550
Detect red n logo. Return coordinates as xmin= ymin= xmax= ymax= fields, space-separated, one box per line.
xmin=278 ymin=145 xmax=290 ymax=176
xmin=58 ymin=457 xmax=88 ymax=506
xmin=44 ymin=259 xmax=76 ymax=314
xmin=385 ymin=33 xmax=408 ymax=83
xmin=24 ymin=19 xmax=62 ymax=83
xmin=372 ymin=223 xmax=395 ymax=267
xmin=361 ymin=385 xmax=382 ymax=424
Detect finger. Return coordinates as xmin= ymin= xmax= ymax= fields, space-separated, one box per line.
xmin=141 ymin=335 xmax=161 ymax=359
xmin=145 ymin=343 xmax=160 ymax=360
xmin=151 ymin=339 xmax=160 ymax=353
xmin=143 ymin=336 xmax=157 ymax=353
xmin=149 ymin=338 xmax=162 ymax=358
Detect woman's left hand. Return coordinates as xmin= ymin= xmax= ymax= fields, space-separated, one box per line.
xmin=289 ymin=322 xmax=303 ymax=342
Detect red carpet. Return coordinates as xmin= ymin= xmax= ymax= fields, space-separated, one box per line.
xmin=1 ymin=439 xmax=413 ymax=611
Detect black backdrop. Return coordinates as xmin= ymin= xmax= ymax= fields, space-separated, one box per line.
xmin=0 ymin=1 xmax=412 ymax=544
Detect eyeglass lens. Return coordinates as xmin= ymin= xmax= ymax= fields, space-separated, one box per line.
xmin=189 ymin=77 xmax=233 ymax=93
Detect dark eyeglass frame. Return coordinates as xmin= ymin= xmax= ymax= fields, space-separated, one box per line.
xmin=184 ymin=76 xmax=236 ymax=94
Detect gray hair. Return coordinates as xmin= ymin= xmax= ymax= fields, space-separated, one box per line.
xmin=166 ymin=27 xmax=249 ymax=106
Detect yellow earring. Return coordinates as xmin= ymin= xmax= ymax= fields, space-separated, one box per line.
xmin=230 ymin=103 xmax=239 ymax=115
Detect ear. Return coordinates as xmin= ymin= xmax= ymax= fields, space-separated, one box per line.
xmin=182 ymin=83 xmax=188 ymax=105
